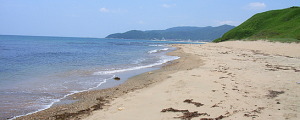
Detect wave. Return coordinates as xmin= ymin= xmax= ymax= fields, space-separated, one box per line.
xmin=10 ymin=49 xmax=180 ymax=119
xmin=94 ymin=56 xmax=180 ymax=75
xmin=10 ymin=75 xmax=114 ymax=120
xmin=151 ymin=39 xmax=207 ymax=44
xmin=148 ymin=44 xmax=165 ymax=47
xmin=148 ymin=48 xmax=170 ymax=54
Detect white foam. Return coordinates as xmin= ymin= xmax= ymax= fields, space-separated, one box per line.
xmin=94 ymin=56 xmax=179 ymax=75
xmin=148 ymin=48 xmax=170 ymax=54
xmin=150 ymin=39 xmax=208 ymax=44
xmin=132 ymin=58 xmax=146 ymax=64
xmin=11 ymin=54 xmax=180 ymax=119
xmin=10 ymin=76 xmax=113 ymax=120
xmin=148 ymin=44 xmax=165 ymax=47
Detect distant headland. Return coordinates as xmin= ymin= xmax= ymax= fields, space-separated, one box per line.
xmin=106 ymin=25 xmax=235 ymax=42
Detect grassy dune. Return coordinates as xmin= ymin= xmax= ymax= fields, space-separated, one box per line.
xmin=214 ymin=7 xmax=300 ymax=43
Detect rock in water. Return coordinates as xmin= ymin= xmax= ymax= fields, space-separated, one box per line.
xmin=114 ymin=77 xmax=121 ymax=80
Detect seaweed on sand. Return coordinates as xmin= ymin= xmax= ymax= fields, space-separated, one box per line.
xmin=53 ymin=97 xmax=109 ymax=120
xmin=183 ymin=99 xmax=204 ymax=107
xmin=161 ymin=107 xmax=209 ymax=120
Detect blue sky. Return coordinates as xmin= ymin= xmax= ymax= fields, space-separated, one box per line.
xmin=0 ymin=0 xmax=299 ymax=38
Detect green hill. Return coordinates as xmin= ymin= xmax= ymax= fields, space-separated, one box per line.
xmin=214 ymin=7 xmax=300 ymax=43
xmin=106 ymin=25 xmax=235 ymax=41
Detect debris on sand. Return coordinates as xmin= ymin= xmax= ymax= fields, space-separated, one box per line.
xmin=243 ymin=107 xmax=265 ymax=118
xmin=266 ymin=90 xmax=284 ymax=99
xmin=183 ymin=99 xmax=204 ymax=107
xmin=53 ymin=97 xmax=109 ymax=119
xmin=161 ymin=108 xmax=189 ymax=113
xmin=92 ymin=97 xmax=109 ymax=110
xmin=161 ymin=108 xmax=209 ymax=120
xmin=175 ymin=111 xmax=209 ymax=120
xmin=200 ymin=115 xmax=226 ymax=120
xmin=53 ymin=108 xmax=91 ymax=120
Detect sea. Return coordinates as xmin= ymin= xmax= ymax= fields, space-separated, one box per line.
xmin=0 ymin=35 xmax=203 ymax=119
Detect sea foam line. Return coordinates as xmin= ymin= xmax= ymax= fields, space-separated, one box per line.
xmin=148 ymin=48 xmax=170 ymax=54
xmin=94 ymin=56 xmax=180 ymax=75
xmin=148 ymin=44 xmax=165 ymax=47
xmin=12 ymin=55 xmax=180 ymax=119
xmin=151 ymin=39 xmax=207 ymax=44
xmin=10 ymin=75 xmax=115 ymax=120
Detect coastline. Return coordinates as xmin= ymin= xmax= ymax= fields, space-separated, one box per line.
xmin=16 ymin=40 xmax=300 ymax=120
xmin=15 ymin=45 xmax=200 ymax=120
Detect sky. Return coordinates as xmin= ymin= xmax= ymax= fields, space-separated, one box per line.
xmin=0 ymin=0 xmax=299 ymax=38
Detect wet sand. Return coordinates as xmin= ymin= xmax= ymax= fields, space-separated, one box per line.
xmin=17 ymin=41 xmax=300 ymax=120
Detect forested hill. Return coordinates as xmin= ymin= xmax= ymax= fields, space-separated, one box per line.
xmin=106 ymin=25 xmax=235 ymax=41
xmin=214 ymin=7 xmax=300 ymax=43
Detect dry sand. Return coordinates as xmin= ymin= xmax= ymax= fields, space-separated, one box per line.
xmin=84 ymin=41 xmax=300 ymax=120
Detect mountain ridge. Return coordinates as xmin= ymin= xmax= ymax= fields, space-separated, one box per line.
xmin=106 ymin=25 xmax=235 ymax=41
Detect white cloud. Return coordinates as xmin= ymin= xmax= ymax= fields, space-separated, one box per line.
xmin=219 ymin=21 xmax=235 ymax=25
xmin=138 ymin=20 xmax=145 ymax=24
xmin=247 ymin=2 xmax=266 ymax=10
xmin=99 ymin=8 xmax=128 ymax=14
xmin=162 ymin=4 xmax=176 ymax=8
xmin=99 ymin=7 xmax=109 ymax=13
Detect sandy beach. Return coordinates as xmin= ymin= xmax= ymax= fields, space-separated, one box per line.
xmin=16 ymin=40 xmax=300 ymax=120
xmin=84 ymin=41 xmax=300 ymax=120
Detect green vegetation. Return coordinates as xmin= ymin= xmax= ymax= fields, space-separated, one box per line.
xmin=213 ymin=7 xmax=300 ymax=43
xmin=106 ymin=25 xmax=235 ymax=41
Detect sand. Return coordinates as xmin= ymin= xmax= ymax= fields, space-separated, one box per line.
xmin=84 ymin=41 xmax=300 ymax=120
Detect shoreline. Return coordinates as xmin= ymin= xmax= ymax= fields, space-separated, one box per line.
xmin=15 ymin=45 xmax=200 ymax=120
xmin=16 ymin=40 xmax=300 ymax=120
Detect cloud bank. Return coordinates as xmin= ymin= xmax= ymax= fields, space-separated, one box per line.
xmin=162 ymin=4 xmax=176 ymax=8
xmin=247 ymin=2 xmax=266 ymax=10
xmin=99 ymin=7 xmax=109 ymax=13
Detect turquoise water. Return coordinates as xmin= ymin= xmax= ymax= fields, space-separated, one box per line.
xmin=0 ymin=35 xmax=202 ymax=119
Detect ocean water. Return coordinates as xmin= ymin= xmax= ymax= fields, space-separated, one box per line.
xmin=0 ymin=35 xmax=202 ymax=119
